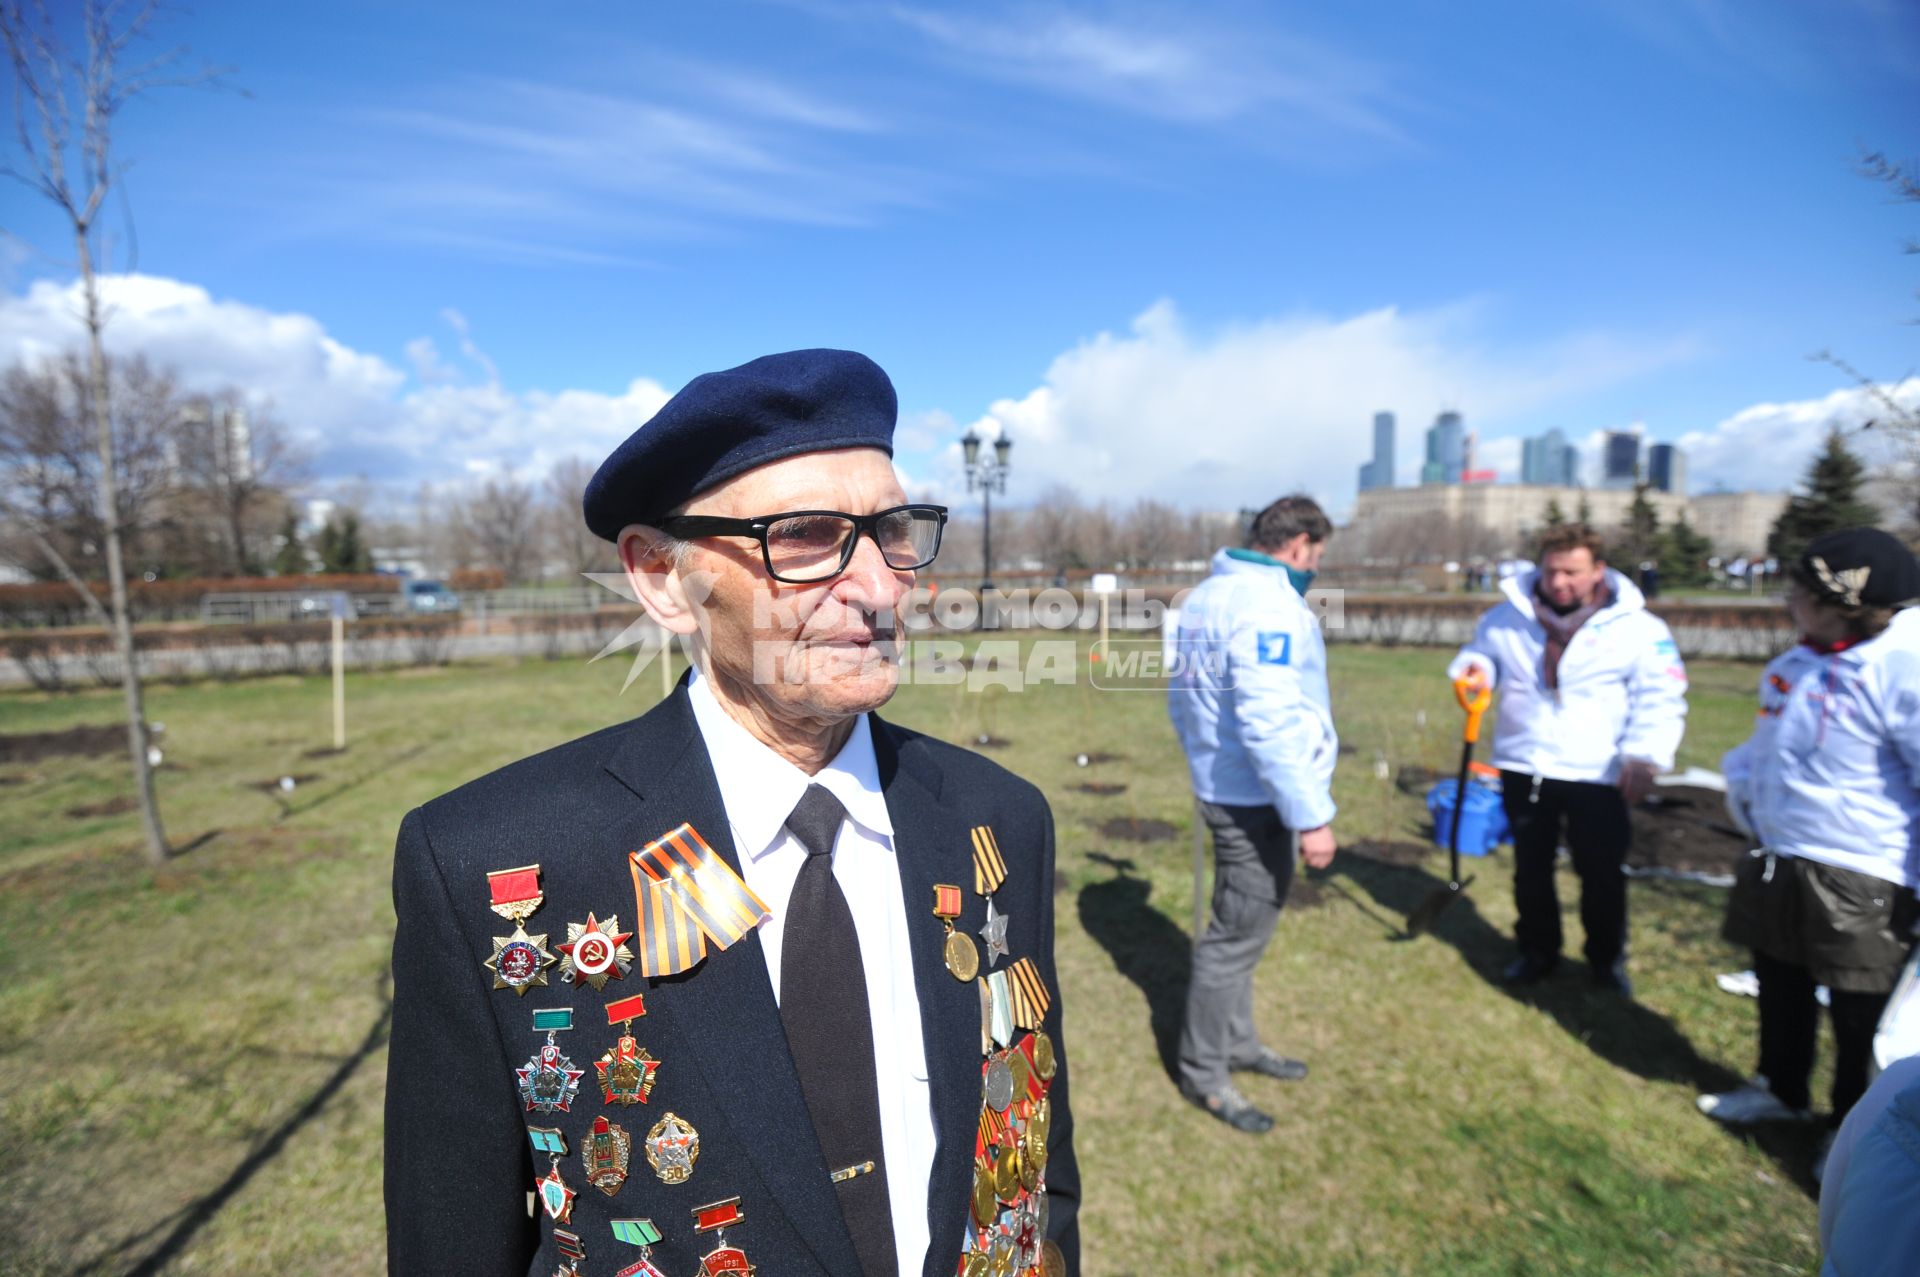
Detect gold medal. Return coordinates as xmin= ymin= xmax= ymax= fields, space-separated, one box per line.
xmin=1007 ymin=1049 xmax=1031 ymax=1100
xmin=933 ymin=884 xmax=980 ymax=982
xmin=1018 ymin=1141 xmax=1039 ymax=1192
xmin=962 ymin=1249 xmax=990 ymax=1277
xmin=971 ymin=1160 xmax=997 ymax=1226
xmin=1030 ymin=1096 xmax=1051 ymax=1143
xmin=1031 ymin=1030 xmax=1056 ymax=1081
xmin=993 ymin=1143 xmax=1019 ymax=1202
xmin=1022 ymin=1123 xmax=1048 ymax=1175
xmin=988 ymin=1234 xmax=1016 ymax=1277
xmin=1041 ymin=1239 xmax=1067 ymax=1277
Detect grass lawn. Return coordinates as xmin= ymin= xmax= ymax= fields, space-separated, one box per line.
xmin=0 ymin=639 xmax=1823 ymax=1275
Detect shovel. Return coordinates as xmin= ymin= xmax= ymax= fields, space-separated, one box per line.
xmin=1406 ymin=670 xmax=1493 ymax=937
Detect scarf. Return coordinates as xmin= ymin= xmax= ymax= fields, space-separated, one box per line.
xmin=1534 ymin=579 xmax=1611 ymax=690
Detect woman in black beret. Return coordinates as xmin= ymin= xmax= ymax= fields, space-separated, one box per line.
xmin=1702 ymin=527 xmax=1920 ymax=1179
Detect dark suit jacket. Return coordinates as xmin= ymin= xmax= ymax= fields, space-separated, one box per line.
xmin=385 ymin=683 xmax=1078 ymax=1275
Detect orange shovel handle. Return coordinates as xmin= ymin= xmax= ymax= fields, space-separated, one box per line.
xmin=1453 ymin=673 xmax=1493 ymax=744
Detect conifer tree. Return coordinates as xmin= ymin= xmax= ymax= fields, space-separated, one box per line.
xmin=1767 ymin=427 xmax=1881 ymax=563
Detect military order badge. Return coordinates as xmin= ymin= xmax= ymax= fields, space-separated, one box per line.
xmin=518 ymin=1008 xmax=586 ymax=1113
xmin=598 ymin=994 xmax=659 ymax=1105
xmin=585 ymin=1115 xmax=632 ymax=1196
xmin=692 ymin=1197 xmax=754 ymax=1276
xmin=536 ymin=1160 xmax=578 ymax=1225
xmin=644 ymin=1111 xmax=700 ymax=1185
xmin=557 ymin=912 xmax=635 ymax=990
xmin=485 ymin=864 xmax=557 ymax=996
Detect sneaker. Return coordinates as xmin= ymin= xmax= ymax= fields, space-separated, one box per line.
xmin=1181 ymin=1081 xmax=1275 ymax=1134
xmin=1696 ymin=1077 xmax=1815 ymax=1125
xmin=1235 ymin=1046 xmax=1309 ymax=1082
xmin=1502 ymin=952 xmax=1560 ymax=985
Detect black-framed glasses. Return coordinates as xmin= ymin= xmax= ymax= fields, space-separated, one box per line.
xmin=657 ymin=503 xmax=949 ymax=584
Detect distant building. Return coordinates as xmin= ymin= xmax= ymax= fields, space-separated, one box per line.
xmin=1521 ymin=429 xmax=1580 ymax=487
xmin=1421 ymin=411 xmax=1465 ymax=485
xmin=1689 ymin=491 xmax=1788 ymax=559
xmin=1351 ymin=483 xmax=1783 ymax=562
xmin=1603 ymin=430 xmax=1640 ymax=489
xmin=1357 ymin=410 xmax=1396 ymax=492
xmin=1647 ymin=442 xmax=1686 ymax=494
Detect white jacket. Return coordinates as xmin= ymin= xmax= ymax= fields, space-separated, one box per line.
xmin=1723 ymin=607 xmax=1920 ymax=890
xmin=1167 ymin=548 xmax=1338 ymax=830
xmin=1449 ymin=568 xmax=1688 ymax=783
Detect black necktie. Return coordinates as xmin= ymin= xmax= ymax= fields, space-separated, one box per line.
xmin=780 ymin=784 xmax=898 ymax=1277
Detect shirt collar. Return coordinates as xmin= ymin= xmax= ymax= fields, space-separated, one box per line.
xmin=686 ymin=668 xmax=893 ymax=861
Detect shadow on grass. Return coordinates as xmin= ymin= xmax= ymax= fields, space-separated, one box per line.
xmin=92 ymin=973 xmax=395 ymax=1277
xmin=1331 ymin=853 xmax=1826 ymax=1196
xmin=1077 ymin=856 xmax=1192 ymax=1084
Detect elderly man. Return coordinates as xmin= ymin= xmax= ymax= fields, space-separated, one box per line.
xmin=1449 ymin=523 xmax=1688 ymax=995
xmin=385 ymin=350 xmax=1077 ymax=1277
xmin=1167 ymin=495 xmax=1339 ymax=1134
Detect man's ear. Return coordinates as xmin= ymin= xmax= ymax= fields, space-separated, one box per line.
xmin=619 ymin=526 xmax=704 ymax=637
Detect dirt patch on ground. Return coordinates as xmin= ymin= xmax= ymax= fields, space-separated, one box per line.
xmin=1345 ymin=839 xmax=1436 ymax=868
xmin=1072 ymin=751 xmax=1127 ymax=766
xmin=1288 ymin=877 xmax=1325 ymax=908
xmin=300 ymin=745 xmax=348 ymax=760
xmin=1071 ymin=782 xmax=1128 ymax=796
xmin=0 ymin=724 xmax=124 ymax=765
xmin=1630 ymin=785 xmax=1749 ymax=878
xmin=1395 ymin=764 xmax=1443 ymax=795
xmin=65 ymin=794 xmax=136 ymax=819
xmin=1097 ymin=817 xmax=1180 ymax=843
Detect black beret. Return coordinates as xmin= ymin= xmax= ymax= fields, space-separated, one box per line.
xmin=583 ymin=348 xmax=897 ymax=541
xmin=1799 ymin=527 xmax=1920 ymax=609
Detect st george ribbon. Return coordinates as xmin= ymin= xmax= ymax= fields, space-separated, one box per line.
xmin=628 ymin=822 xmax=770 ymax=977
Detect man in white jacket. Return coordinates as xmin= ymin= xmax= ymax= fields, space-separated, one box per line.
xmin=1168 ymin=495 xmax=1339 ymax=1133
xmin=1449 ymin=524 xmax=1688 ymax=994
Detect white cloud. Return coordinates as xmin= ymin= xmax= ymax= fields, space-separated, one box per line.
xmin=932 ymin=298 xmax=1698 ymax=514
xmin=0 ymin=275 xmax=671 ymax=500
xmin=1675 ymin=380 xmax=1920 ymax=494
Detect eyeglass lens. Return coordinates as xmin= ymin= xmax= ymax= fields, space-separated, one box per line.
xmin=763 ymin=509 xmax=942 ymax=580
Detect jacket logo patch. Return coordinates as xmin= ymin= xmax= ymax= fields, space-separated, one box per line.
xmin=1257 ymin=632 xmax=1292 ymax=665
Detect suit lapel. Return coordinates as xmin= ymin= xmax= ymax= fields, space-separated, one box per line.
xmin=872 ymin=719 xmax=983 ymax=1277
xmin=602 ymin=687 xmax=861 ymax=1277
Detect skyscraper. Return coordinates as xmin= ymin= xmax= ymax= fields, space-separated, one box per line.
xmin=1603 ymin=430 xmax=1640 ymax=489
xmin=1647 ymin=442 xmax=1687 ymax=494
xmin=1358 ymin=410 xmax=1396 ymax=491
xmin=1522 ymin=428 xmax=1579 ymax=487
xmin=1421 ymin=411 xmax=1464 ymax=485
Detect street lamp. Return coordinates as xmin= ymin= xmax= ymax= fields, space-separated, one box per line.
xmin=961 ymin=426 xmax=1012 ymax=607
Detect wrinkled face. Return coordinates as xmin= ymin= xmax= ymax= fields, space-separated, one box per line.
xmin=1539 ymin=547 xmax=1606 ymax=609
xmin=676 ymin=447 xmax=915 ymax=724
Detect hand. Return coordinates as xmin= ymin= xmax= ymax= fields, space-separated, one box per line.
xmin=1299 ymin=825 xmax=1337 ymax=869
xmin=1617 ymin=759 xmax=1658 ymax=805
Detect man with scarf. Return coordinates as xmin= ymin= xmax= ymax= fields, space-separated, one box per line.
xmin=1448 ymin=524 xmax=1689 ymax=994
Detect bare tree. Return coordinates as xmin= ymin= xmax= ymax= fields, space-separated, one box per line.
xmin=543 ymin=455 xmax=605 ymax=578
xmin=1120 ymin=497 xmax=1183 ymax=570
xmin=1 ymin=0 xmax=230 ymax=863
xmin=174 ymin=389 xmax=308 ymax=575
xmin=468 ymin=472 xmax=539 ymax=584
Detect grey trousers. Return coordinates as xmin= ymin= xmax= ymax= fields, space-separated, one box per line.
xmin=1178 ymin=800 xmax=1297 ymax=1095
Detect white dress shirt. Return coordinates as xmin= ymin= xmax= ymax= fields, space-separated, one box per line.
xmin=687 ymin=670 xmax=934 ymax=1276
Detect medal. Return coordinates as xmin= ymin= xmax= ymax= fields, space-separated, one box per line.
xmin=1006 ymin=1048 xmax=1031 ymax=1100
xmin=598 ymin=994 xmax=660 ymax=1106
xmin=933 ymin=884 xmax=979 ymax=982
xmin=1041 ymin=1240 xmax=1067 ymax=1277
xmin=988 ymin=1232 xmax=1016 ymax=1277
xmin=984 ymin=970 xmax=1014 ymax=1048
xmin=610 ymin=1218 xmax=667 ymax=1277
xmin=558 ymin=912 xmax=635 ymax=990
xmin=962 ymin=1249 xmax=990 ymax=1277
xmin=485 ymin=865 xmax=557 ymax=995
xmin=983 ymin=1054 xmax=1015 ymax=1113
xmin=977 ymin=897 xmax=1010 ymax=969
xmin=692 ymin=1196 xmax=754 ymax=1275
xmin=1030 ymin=1030 xmax=1056 ymax=1081
xmin=992 ymin=1143 xmax=1019 ymax=1202
xmin=517 ymin=1008 xmax=586 ymax=1113
xmin=536 ymin=1160 xmax=578 ymax=1224
xmin=971 ymin=1158 xmax=997 ymax=1226
xmin=585 ymin=1114 xmax=632 ymax=1196
xmin=644 ymin=1110 xmax=700 ymax=1185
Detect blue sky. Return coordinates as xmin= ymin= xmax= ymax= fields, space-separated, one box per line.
xmin=3 ymin=0 xmax=1917 ymax=514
